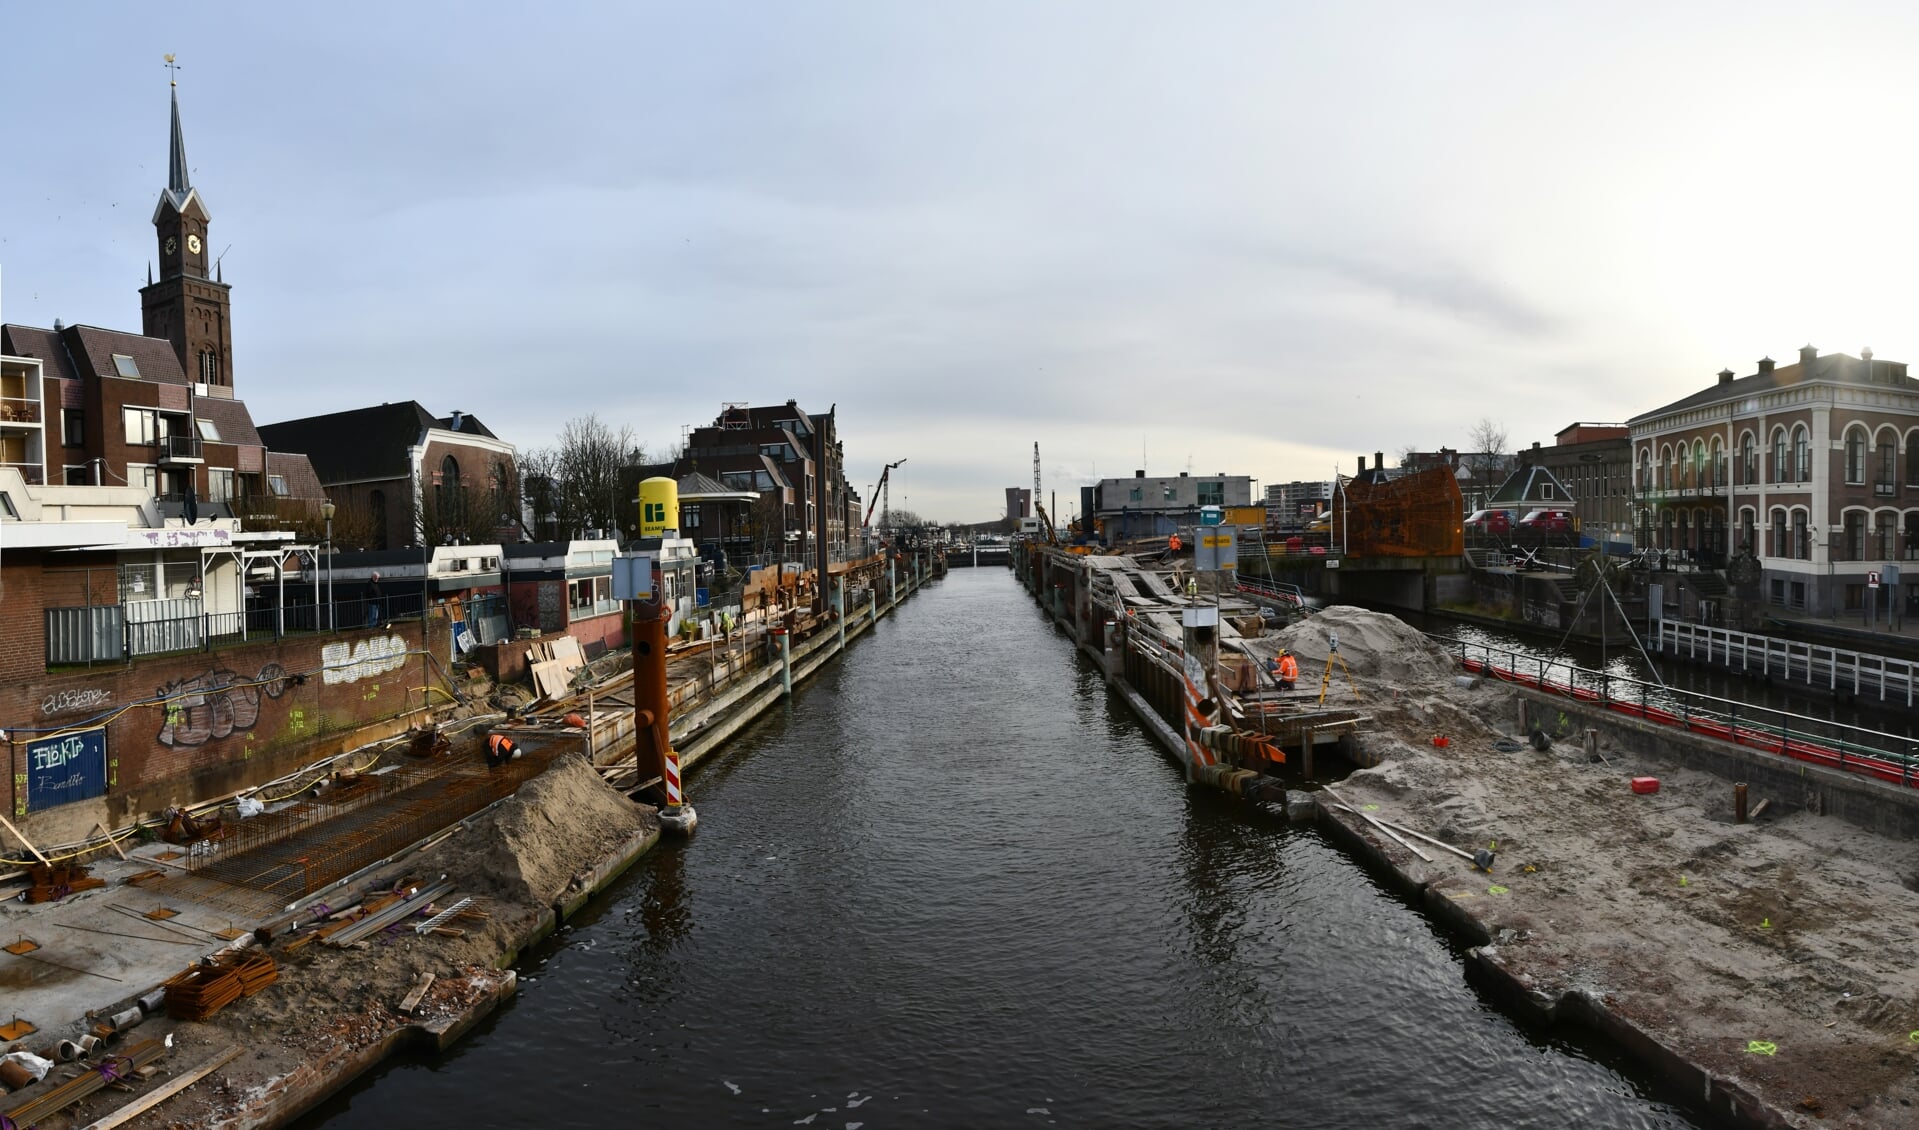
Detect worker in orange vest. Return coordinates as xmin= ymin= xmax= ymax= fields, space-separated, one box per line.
xmin=486 ymin=732 xmax=521 ymax=768
xmin=1273 ymin=649 xmax=1300 ymax=691
xmin=1168 ymin=533 xmax=1182 ymax=552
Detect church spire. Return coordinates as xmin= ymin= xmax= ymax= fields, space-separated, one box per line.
xmin=168 ymin=83 xmax=190 ymax=197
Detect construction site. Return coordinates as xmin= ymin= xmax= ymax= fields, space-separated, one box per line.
xmin=0 ymin=548 xmax=942 ymax=1128
xmin=1016 ymin=522 xmax=1919 ymax=1129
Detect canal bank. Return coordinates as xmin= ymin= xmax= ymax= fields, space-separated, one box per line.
xmin=0 ymin=562 xmax=942 ymax=1130
xmin=292 ymin=566 xmax=1704 ymax=1130
xmin=1021 ymin=543 xmax=1919 ymax=1128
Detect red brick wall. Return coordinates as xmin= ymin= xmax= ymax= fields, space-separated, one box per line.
xmin=6 ymin=618 xmax=450 ymax=836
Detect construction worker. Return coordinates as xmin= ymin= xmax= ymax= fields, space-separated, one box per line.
xmin=1168 ymin=532 xmax=1182 ymax=552
xmin=486 ymin=732 xmax=521 ymax=768
xmin=1273 ymin=648 xmax=1300 ymax=691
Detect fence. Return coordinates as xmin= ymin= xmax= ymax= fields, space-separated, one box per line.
xmin=1434 ymin=633 xmax=1919 ymax=786
xmin=1652 ymin=620 xmax=1919 ymax=706
xmin=45 ymin=589 xmax=431 ymax=666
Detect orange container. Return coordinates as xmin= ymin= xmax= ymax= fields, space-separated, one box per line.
xmin=1631 ymin=776 xmax=1660 ymax=794
xmin=1432 ymin=736 xmax=1450 ymax=748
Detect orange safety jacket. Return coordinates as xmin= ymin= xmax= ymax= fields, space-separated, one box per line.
xmin=1277 ymin=655 xmax=1299 ymax=681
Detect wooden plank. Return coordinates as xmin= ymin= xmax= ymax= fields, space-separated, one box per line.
xmin=93 ymin=823 xmax=131 ymax=862
xmin=398 ymin=971 xmax=436 ymax=1014
xmin=0 ymin=811 xmax=50 ymax=865
xmin=76 ymin=1044 xmax=241 ymax=1130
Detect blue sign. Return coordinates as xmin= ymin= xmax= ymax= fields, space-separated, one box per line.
xmin=26 ymin=727 xmax=108 ymax=810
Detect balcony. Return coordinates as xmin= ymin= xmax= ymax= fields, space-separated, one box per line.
xmin=1 ymin=462 xmax=44 ymax=485
xmin=0 ymin=398 xmax=42 ymax=425
xmin=158 ymin=434 xmax=204 ymax=464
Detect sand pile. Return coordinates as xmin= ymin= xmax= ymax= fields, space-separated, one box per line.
xmin=446 ymin=752 xmax=655 ymax=907
xmin=1266 ymin=606 xmax=1455 ymax=691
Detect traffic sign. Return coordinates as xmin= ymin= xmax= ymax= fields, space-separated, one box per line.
xmin=1869 ymin=570 xmax=1881 ymax=589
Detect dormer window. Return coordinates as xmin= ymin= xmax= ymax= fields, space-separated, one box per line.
xmin=1542 ymin=483 xmax=1555 ymax=500
xmin=112 ymin=354 xmax=141 ymax=379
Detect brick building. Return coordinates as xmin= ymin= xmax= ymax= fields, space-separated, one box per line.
xmin=680 ymin=401 xmax=862 ymax=570
xmin=1631 ymin=345 xmax=1919 ymax=616
xmin=259 ymin=403 xmax=519 ymax=550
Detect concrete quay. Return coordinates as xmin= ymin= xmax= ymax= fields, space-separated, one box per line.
xmin=1018 ymin=541 xmax=1919 ymax=1128
xmin=0 ymin=559 xmax=941 ymax=1129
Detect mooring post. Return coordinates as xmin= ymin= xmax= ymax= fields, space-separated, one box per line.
xmin=1735 ymin=782 xmax=1749 ymax=824
xmin=1301 ymin=726 xmax=1315 ymax=780
xmin=778 ymin=629 xmax=792 ymax=697
xmin=1517 ymin=697 xmax=1529 ymax=734
xmin=837 ymin=576 xmax=846 ymax=654
xmin=1583 ymin=728 xmax=1598 ymax=761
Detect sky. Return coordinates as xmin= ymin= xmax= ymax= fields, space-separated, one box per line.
xmin=7 ymin=3 xmax=1919 ymax=524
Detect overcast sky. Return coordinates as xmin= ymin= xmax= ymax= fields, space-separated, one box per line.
xmin=7 ymin=3 xmax=1919 ymax=523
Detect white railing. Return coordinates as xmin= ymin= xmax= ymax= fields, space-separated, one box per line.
xmin=1654 ymin=620 xmax=1918 ymax=706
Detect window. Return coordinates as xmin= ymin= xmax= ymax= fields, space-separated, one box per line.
xmin=268 ymin=475 xmax=289 ymax=497
xmin=568 ymin=575 xmax=615 ymax=619
xmin=1197 ymin=481 xmax=1224 ymax=507
xmin=63 ymin=464 xmax=93 ymax=486
xmin=1877 ymin=441 xmax=1897 ymax=496
xmin=1772 ymin=430 xmax=1787 ymax=484
xmin=1542 ymin=483 xmax=1555 ymax=501
xmin=1770 ymin=578 xmax=1785 ymax=605
xmin=111 ymin=354 xmax=141 ymax=379
xmin=1128 ymin=487 xmax=1143 ymax=502
xmin=1790 ymin=581 xmax=1806 ymax=609
xmin=1769 ymin=511 xmax=1785 ymax=558
xmin=1875 ymin=516 xmax=1896 ymax=561
xmin=207 ymin=467 xmax=234 ymax=502
xmin=1162 ymin=485 xmax=1178 ymax=502
xmin=683 ymin=504 xmax=702 ymax=529
xmin=0 ymin=491 xmax=14 ymax=519
xmin=1712 ymin=439 xmax=1726 ymax=488
xmin=720 ymin=471 xmax=755 ymax=491
xmin=1843 ymin=512 xmax=1865 ymax=560
xmin=196 ymin=418 xmax=221 ymax=442
xmin=1741 ymin=435 xmax=1756 ymax=484
xmin=1794 ymin=427 xmax=1810 ymax=482
xmin=130 ymin=463 xmax=157 ymax=497
xmin=63 ymin=409 xmax=84 ymax=448
xmin=1792 ymin=511 xmax=1808 ymax=559
xmin=198 ymin=350 xmax=219 ymax=385
xmin=1845 ymin=428 xmax=1866 ymax=483
xmin=123 ymin=407 xmax=158 ymax=446
xmin=1739 ymin=510 xmax=1755 ymax=553
xmin=1909 ymin=437 xmax=1919 ymax=487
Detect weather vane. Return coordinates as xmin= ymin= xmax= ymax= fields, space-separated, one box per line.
xmin=164 ymin=53 xmax=180 ymax=86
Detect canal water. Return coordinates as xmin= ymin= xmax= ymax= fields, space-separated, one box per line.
xmin=302 ymin=569 xmax=1706 ymax=1129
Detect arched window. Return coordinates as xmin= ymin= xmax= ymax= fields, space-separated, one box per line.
xmin=1738 ymin=507 xmax=1755 ymax=553
xmin=369 ymin=489 xmax=388 ymax=551
xmin=1740 ymin=433 xmax=1756 ymax=485
xmin=1769 ymin=509 xmax=1786 ymax=558
xmin=1709 ymin=437 xmax=1725 ymax=489
xmin=1876 ymin=432 xmax=1898 ymax=495
xmin=438 ymin=454 xmax=462 ymax=531
xmin=1874 ymin=512 xmax=1897 ymax=560
xmin=1792 ymin=509 xmax=1809 ymax=559
xmin=1772 ymin=429 xmax=1788 ymax=484
xmin=1793 ymin=426 xmax=1811 ymax=483
xmin=1691 ymin=440 xmax=1706 ymax=489
xmin=1908 ymin=430 xmax=1919 ymax=487
xmin=1844 ymin=427 xmax=1867 ymax=484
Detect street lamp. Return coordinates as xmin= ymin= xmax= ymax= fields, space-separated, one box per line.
xmin=320 ymin=499 xmax=336 ymax=631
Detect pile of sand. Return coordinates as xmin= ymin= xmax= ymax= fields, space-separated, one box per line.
xmin=446 ymin=752 xmax=655 ymax=907
xmin=1265 ymin=606 xmax=1456 ymax=691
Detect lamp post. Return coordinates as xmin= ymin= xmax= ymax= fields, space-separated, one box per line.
xmin=320 ymin=500 xmax=336 ymax=631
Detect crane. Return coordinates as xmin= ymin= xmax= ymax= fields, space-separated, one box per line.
xmin=863 ymin=459 xmax=906 ymax=533
xmin=1032 ymin=442 xmax=1041 ymax=517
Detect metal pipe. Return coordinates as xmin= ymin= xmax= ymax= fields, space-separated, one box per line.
xmin=779 ymin=631 xmax=792 ymax=697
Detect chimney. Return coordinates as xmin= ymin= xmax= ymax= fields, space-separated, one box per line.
xmin=1758 ymin=356 xmax=1774 ymax=374
xmin=448 ymin=409 xmax=464 ymax=431
xmin=53 ymin=318 xmax=64 ymax=331
xmin=1800 ymin=343 xmax=1817 ymax=366
xmin=1718 ymin=368 xmax=1735 ymax=385
xmin=1357 ymin=455 xmax=1368 ymax=474
xmin=1375 ymin=450 xmax=1384 ymax=471
xmin=1135 ymin=468 xmax=1145 ymax=478
xmin=1863 ymin=346 xmax=1874 ymax=361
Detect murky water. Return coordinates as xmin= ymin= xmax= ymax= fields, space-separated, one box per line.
xmin=301 ymin=569 xmax=1707 ymax=1129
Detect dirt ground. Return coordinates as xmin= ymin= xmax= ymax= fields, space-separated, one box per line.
xmin=9 ymin=753 xmax=655 ymax=1130
xmin=1264 ymin=606 xmax=1919 ymax=1128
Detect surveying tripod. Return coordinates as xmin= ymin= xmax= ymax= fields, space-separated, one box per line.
xmin=1316 ymin=629 xmax=1362 ymax=707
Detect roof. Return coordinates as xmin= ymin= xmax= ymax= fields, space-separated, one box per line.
xmin=155 ymin=85 xmax=208 ymax=223
xmin=678 ymin=471 xmax=758 ymax=503
xmin=0 ymin=325 xmax=79 ymax=381
xmin=1488 ymin=464 xmax=1571 ymax=505
xmin=267 ymin=451 xmax=325 ymax=500
xmin=1631 ymin=350 xmax=1919 ymax=423
xmin=3 ymin=324 xmax=187 ymax=384
xmin=259 ymin=401 xmax=496 ymax=484
xmin=195 ymin=397 xmax=263 ymax=447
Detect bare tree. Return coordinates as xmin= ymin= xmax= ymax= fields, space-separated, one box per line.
xmin=521 ymin=414 xmax=642 ymax=540
xmin=1468 ymin=417 xmax=1509 ymax=461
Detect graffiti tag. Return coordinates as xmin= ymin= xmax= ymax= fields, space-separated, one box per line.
xmin=42 ymin=687 xmax=114 ymax=717
xmin=322 ymin=635 xmax=408 ymax=685
xmin=156 ymin=663 xmax=291 ymax=749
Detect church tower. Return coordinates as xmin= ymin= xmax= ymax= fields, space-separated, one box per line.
xmin=139 ymin=69 xmax=235 ymax=394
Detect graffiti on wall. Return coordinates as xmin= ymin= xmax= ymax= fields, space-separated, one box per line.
xmin=41 ymin=687 xmax=114 ymax=717
xmin=156 ymin=663 xmax=291 ymax=749
xmin=321 ymin=635 xmax=409 ymax=685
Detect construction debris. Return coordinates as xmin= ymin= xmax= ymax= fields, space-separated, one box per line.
xmin=20 ymin=862 xmax=107 ymax=903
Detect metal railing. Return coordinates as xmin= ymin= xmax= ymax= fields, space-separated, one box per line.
xmin=160 ymin=434 xmax=203 ymax=460
xmin=45 ymin=591 xmax=431 ymax=666
xmin=1434 ymin=632 xmax=1919 ymax=785
xmin=0 ymin=397 xmax=42 ymax=424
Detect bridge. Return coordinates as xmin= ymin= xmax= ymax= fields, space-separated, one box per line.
xmin=947 ymin=540 xmax=1011 ymax=567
